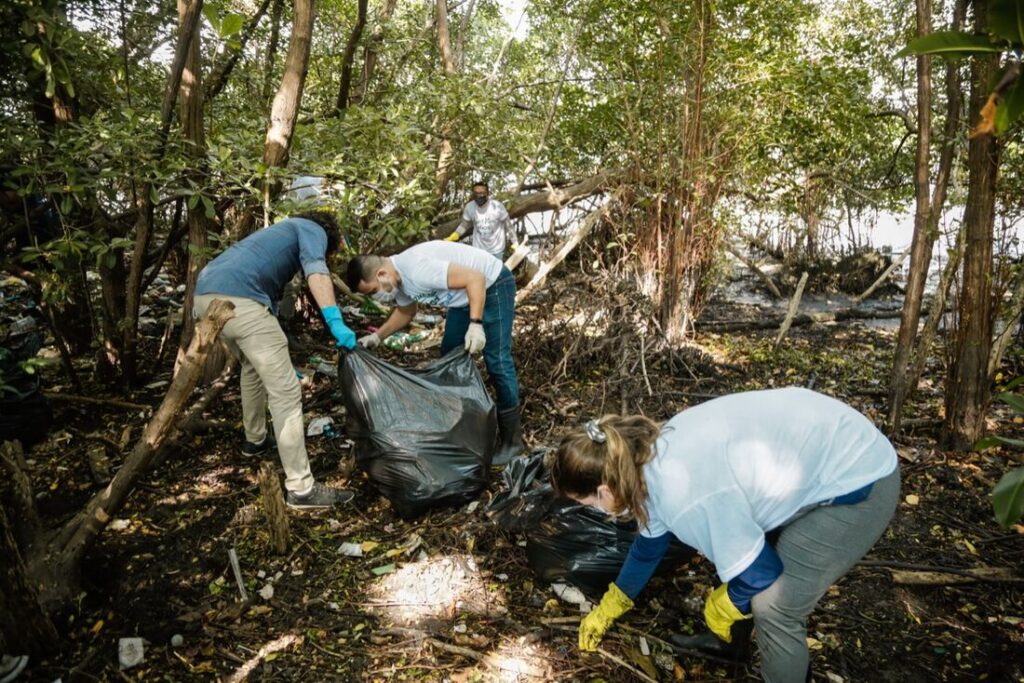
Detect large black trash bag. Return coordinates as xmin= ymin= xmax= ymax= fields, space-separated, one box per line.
xmin=339 ymin=347 xmax=497 ymax=518
xmin=489 ymin=451 xmax=696 ymax=598
xmin=0 ymin=331 xmax=52 ymax=448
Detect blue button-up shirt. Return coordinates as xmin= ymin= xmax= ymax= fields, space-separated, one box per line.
xmin=196 ymin=218 xmax=331 ymax=314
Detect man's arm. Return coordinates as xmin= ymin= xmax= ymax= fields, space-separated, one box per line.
xmin=446 ymin=263 xmax=486 ymax=320
xmin=307 ymin=272 xmax=338 ymax=309
xmin=448 ymin=217 xmax=472 ymax=241
xmin=307 ymin=273 xmax=355 ymax=349
xmin=373 ymin=303 xmax=418 ymax=340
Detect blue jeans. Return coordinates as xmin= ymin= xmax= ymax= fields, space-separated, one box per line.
xmin=441 ymin=267 xmax=520 ymax=410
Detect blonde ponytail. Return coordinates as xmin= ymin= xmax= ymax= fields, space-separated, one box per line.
xmin=550 ymin=414 xmax=661 ymax=529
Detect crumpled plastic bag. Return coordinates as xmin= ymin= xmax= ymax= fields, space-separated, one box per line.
xmin=339 ymin=348 xmax=497 ymax=518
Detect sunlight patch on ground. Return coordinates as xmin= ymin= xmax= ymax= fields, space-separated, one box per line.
xmin=365 ymin=554 xmax=507 ymax=627
xmin=454 ymin=638 xmax=555 ymax=682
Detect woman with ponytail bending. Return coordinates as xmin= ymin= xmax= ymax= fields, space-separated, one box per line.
xmin=549 ymin=387 xmax=899 ymax=683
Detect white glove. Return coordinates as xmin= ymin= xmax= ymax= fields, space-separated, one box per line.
xmin=464 ymin=322 xmax=486 ymax=354
xmin=358 ymin=332 xmax=381 ymax=349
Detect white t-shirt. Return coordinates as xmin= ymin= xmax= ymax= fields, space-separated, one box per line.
xmin=639 ymin=387 xmax=897 ymax=582
xmin=391 ymin=241 xmax=504 ymax=309
xmin=462 ymin=199 xmax=510 ymax=256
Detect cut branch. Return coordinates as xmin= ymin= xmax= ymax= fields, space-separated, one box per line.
xmin=774 ymin=271 xmax=809 ymax=348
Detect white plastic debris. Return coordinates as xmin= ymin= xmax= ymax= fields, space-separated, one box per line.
xmin=579 ymin=601 xmax=594 ymax=613
xmin=118 ymin=637 xmax=145 ymax=669
xmin=496 ymin=573 xmax=509 ymax=582
xmin=108 ymin=519 xmax=131 ymax=531
xmin=256 ymin=570 xmax=267 ymax=579
xmin=453 ymin=623 xmax=468 ymax=634
xmin=639 ymin=636 xmax=650 ymax=656
xmin=465 ymin=501 xmax=480 ymax=513
xmin=551 ymin=583 xmax=587 ymax=606
xmin=170 ymin=634 xmax=184 ymax=648
xmin=826 ymin=674 xmax=845 ymax=683
xmin=307 ymin=416 xmax=335 ymax=437
xmin=338 ymin=542 xmax=363 ymax=557
xmin=258 ymin=584 xmax=274 ymax=600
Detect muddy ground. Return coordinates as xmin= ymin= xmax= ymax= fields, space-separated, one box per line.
xmin=11 ymin=272 xmax=1024 ymax=683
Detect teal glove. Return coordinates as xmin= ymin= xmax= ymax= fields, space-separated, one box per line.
xmin=321 ymin=305 xmax=356 ymax=349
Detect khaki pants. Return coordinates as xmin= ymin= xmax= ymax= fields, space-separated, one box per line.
xmin=194 ymin=294 xmax=314 ymax=493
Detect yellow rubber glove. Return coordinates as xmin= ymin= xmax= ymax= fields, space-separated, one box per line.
xmin=579 ymin=583 xmax=633 ymax=651
xmin=704 ymin=583 xmax=752 ymax=643
xmin=445 ymin=231 xmax=461 ymax=242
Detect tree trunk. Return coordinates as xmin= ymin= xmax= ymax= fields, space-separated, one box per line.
xmin=1 ymin=441 xmax=58 ymax=656
xmin=256 ymin=0 xmax=315 ymax=235
xmin=177 ymin=0 xmax=212 ymax=359
xmin=943 ymin=0 xmax=1000 ymax=449
xmin=889 ymin=0 xmax=966 ymax=434
xmin=335 ymin=0 xmax=368 ymax=113
xmin=263 ymin=0 xmax=315 ymax=170
xmin=432 ymin=0 xmax=457 ymax=202
xmin=659 ymin=0 xmax=714 ymax=341
xmin=354 ymin=0 xmax=398 ymax=105
xmin=259 ymin=462 xmax=290 ymax=554
xmin=122 ymin=0 xmax=205 ymax=384
xmin=29 ymin=300 xmax=236 ymax=611
xmin=263 ymin=0 xmax=285 ymax=104
xmin=0 ymin=503 xmax=58 ymax=657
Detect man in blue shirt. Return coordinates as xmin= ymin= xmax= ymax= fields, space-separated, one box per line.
xmin=194 ymin=211 xmax=357 ymax=509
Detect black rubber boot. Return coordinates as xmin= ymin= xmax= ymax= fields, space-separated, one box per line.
xmin=669 ymin=619 xmax=753 ymax=663
xmin=492 ymin=405 xmax=524 ymax=467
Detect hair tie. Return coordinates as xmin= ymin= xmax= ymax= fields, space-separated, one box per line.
xmin=584 ymin=419 xmax=607 ymax=444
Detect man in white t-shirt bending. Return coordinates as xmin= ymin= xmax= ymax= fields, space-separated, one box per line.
xmin=445 ymin=181 xmax=513 ymax=261
xmin=345 ymin=241 xmax=523 ymax=465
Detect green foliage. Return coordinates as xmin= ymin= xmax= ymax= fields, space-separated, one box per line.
xmin=896 ymin=31 xmax=1002 ymax=58
xmin=974 ymin=390 xmax=1024 ymax=527
xmin=897 ymin=0 xmax=1024 ymax=136
xmin=992 ymin=467 xmax=1024 ymax=528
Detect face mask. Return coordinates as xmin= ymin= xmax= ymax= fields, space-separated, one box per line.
xmin=474 ymin=195 xmax=488 ymax=207
xmin=372 ymin=275 xmax=396 ymax=303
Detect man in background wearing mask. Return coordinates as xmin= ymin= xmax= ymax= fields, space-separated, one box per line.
xmin=346 ymin=241 xmax=523 ymax=466
xmin=195 ymin=210 xmax=357 ymax=509
xmin=445 ymin=181 xmax=513 ymax=261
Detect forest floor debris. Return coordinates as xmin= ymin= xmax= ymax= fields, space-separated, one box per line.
xmin=12 ymin=273 xmax=1024 ymax=682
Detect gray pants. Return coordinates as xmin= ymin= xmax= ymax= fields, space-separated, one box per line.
xmin=751 ymin=467 xmax=900 ymax=683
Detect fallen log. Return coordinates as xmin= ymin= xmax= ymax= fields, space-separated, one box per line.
xmin=431 ymin=170 xmax=618 ymax=242
xmin=516 ymin=197 xmax=615 ymax=304
xmin=852 ymin=251 xmax=909 ymax=304
xmin=725 ymin=242 xmax=782 ymax=299
xmin=700 ymin=305 xmax=922 ymax=333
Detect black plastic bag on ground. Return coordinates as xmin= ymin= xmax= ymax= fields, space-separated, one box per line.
xmin=489 ymin=451 xmax=696 ymax=598
xmin=339 ymin=347 xmax=497 ymax=518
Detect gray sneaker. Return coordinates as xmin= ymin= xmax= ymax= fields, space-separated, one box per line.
xmin=0 ymin=655 xmax=28 ymax=683
xmin=286 ymin=482 xmax=354 ymax=510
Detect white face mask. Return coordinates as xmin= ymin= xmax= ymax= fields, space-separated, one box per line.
xmin=372 ymin=275 xmax=396 ymax=303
